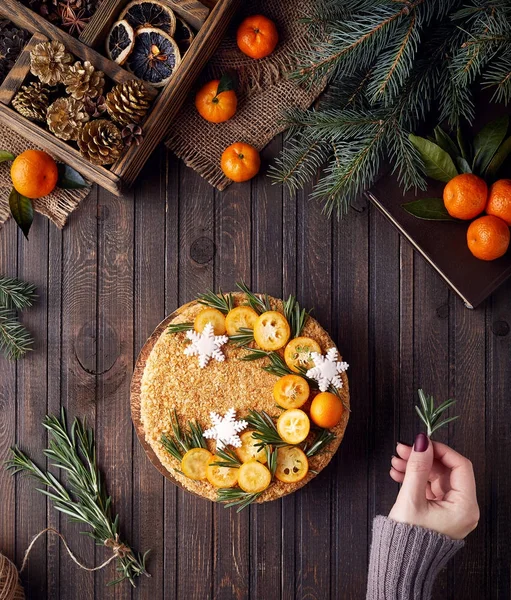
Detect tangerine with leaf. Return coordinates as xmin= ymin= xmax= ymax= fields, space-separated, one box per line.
xmin=195 ymin=73 xmax=238 ymax=123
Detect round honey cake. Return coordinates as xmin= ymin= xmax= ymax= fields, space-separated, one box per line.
xmin=133 ymin=286 xmax=349 ymax=509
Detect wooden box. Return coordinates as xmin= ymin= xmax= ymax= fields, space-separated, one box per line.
xmin=0 ymin=0 xmax=240 ymax=195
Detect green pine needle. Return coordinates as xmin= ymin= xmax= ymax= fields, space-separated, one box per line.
xmin=0 ymin=275 xmax=37 ymax=310
xmin=0 ymin=307 xmax=33 ymax=360
xmin=415 ymin=389 xmax=459 ymax=437
xmin=5 ymin=409 xmax=149 ymax=587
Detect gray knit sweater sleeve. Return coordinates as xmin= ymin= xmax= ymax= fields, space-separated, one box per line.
xmin=366 ymin=516 xmax=464 ymax=600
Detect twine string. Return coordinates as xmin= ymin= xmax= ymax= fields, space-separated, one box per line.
xmin=20 ymin=528 xmax=130 ymax=573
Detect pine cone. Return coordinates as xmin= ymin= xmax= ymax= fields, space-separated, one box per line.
xmin=64 ymin=60 xmax=104 ymax=100
xmin=30 ymin=40 xmax=73 ymax=86
xmin=105 ymin=80 xmax=152 ymax=127
xmin=84 ymin=94 xmax=107 ymax=117
xmin=12 ymin=82 xmax=50 ymax=122
xmin=47 ymin=96 xmax=89 ymax=141
xmin=78 ymin=119 xmax=123 ymax=165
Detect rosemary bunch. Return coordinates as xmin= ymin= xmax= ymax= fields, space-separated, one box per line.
xmin=160 ymin=409 xmax=207 ymax=462
xmin=197 ymin=289 xmax=234 ymax=314
xmin=0 ymin=275 xmax=37 ymax=360
xmin=236 ymin=281 xmax=271 ymax=314
xmin=303 ymin=428 xmax=335 ymax=458
xmin=415 ymin=389 xmax=459 ymax=437
xmin=6 ymin=409 xmax=149 ymax=587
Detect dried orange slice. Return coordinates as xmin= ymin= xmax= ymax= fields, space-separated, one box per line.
xmin=194 ymin=307 xmax=226 ymax=335
xmin=206 ymin=456 xmax=239 ymax=488
xmin=238 ymin=460 xmax=271 ymax=493
xmin=273 ymin=374 xmax=310 ymax=409
xmin=181 ymin=448 xmax=212 ymax=481
xmin=225 ymin=306 xmax=258 ymax=336
xmin=126 ymin=27 xmax=181 ymax=87
xmin=275 ymin=446 xmax=309 ymax=483
xmin=253 ymin=311 xmax=290 ymax=351
xmin=277 ymin=409 xmax=310 ymax=444
xmin=235 ymin=431 xmax=267 ymax=464
xmin=120 ymin=0 xmax=176 ymax=35
xmin=106 ymin=20 xmax=135 ymax=65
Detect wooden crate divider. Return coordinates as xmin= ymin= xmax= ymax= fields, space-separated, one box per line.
xmin=0 ymin=32 xmax=48 ymax=105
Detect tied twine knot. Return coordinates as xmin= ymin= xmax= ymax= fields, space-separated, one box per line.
xmin=103 ymin=535 xmax=130 ymax=559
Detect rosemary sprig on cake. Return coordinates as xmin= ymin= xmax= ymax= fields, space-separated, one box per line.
xmin=212 ymin=447 xmax=242 ymax=469
xmin=6 ymin=409 xmax=149 ymax=587
xmin=228 ymin=327 xmax=255 ymax=346
xmin=236 ymin=281 xmax=271 ymax=314
xmin=245 ymin=409 xmax=288 ymax=448
xmin=198 ymin=289 xmax=234 ymax=314
xmin=415 ymin=389 xmax=459 ymax=437
xmin=216 ymin=487 xmax=263 ymax=512
xmin=167 ymin=322 xmax=193 ymax=334
xmin=283 ymin=295 xmax=311 ymax=339
xmin=161 ymin=409 xmax=207 ymax=461
xmin=303 ymin=428 xmax=336 ymax=458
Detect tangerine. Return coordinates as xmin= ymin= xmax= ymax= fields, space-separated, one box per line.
xmin=467 ymin=215 xmax=510 ymax=261
xmin=195 ymin=79 xmax=237 ymax=123
xmin=237 ymin=15 xmax=278 ymax=59
xmin=443 ymin=173 xmax=487 ymax=220
xmin=310 ymin=392 xmax=344 ymax=429
xmin=11 ymin=150 xmax=58 ymax=199
xmin=220 ymin=142 xmax=260 ymax=182
xmin=486 ymin=179 xmax=511 ymax=226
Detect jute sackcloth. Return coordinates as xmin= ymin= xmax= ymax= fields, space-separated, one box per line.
xmin=0 ymin=123 xmax=90 ymax=230
xmin=165 ymin=0 xmax=325 ymax=190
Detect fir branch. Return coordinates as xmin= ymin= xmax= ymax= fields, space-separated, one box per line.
xmin=415 ymin=389 xmax=459 ymax=437
xmin=6 ymin=409 xmax=149 ymax=587
xmin=160 ymin=409 xmax=207 ymax=461
xmin=283 ymin=295 xmax=311 ymax=338
xmin=197 ymin=289 xmax=234 ymax=314
xmin=0 ymin=275 xmax=37 ymax=309
xmin=167 ymin=322 xmax=194 ymax=334
xmin=216 ymin=487 xmax=262 ymax=512
xmin=236 ymin=282 xmax=271 ymax=314
xmin=0 ymin=307 xmax=33 ymax=360
xmin=229 ymin=327 xmax=255 ymax=346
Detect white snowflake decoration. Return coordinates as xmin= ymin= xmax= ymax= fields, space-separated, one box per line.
xmin=203 ymin=408 xmax=248 ymax=449
xmin=306 ymin=348 xmax=349 ymax=392
xmin=184 ymin=322 xmax=229 ymax=368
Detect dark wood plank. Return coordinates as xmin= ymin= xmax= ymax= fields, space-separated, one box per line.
xmin=176 ymin=163 xmax=214 ymax=600
xmin=250 ymin=137 xmax=283 ymax=600
xmin=295 ymin=183 xmax=333 ymax=600
xmin=213 ymin=179 xmax=251 ymax=600
xmin=331 ymin=200 xmax=370 ymax=600
xmin=58 ymin=186 xmax=98 ymax=598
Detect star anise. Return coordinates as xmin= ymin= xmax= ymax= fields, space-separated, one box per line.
xmin=122 ymin=123 xmax=144 ymax=147
xmin=59 ymin=2 xmax=90 ymax=36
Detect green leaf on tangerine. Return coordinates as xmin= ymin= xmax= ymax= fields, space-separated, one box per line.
xmin=215 ymin=71 xmax=238 ymax=96
xmin=472 ymin=115 xmax=509 ymax=175
xmin=9 ymin=188 xmax=34 ymax=239
xmin=57 ymin=164 xmax=90 ymax=189
xmin=455 ymin=156 xmax=472 ymax=174
xmin=485 ymin=136 xmax=511 ymax=179
xmin=434 ymin=126 xmax=459 ymax=161
xmin=0 ymin=150 xmax=15 ymax=163
xmin=402 ymin=198 xmax=457 ymax=221
xmin=409 ymin=134 xmax=458 ymax=183
xmin=457 ymin=125 xmax=471 ymax=163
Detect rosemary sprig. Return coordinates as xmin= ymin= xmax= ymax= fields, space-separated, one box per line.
xmin=197 ymin=289 xmax=234 ymax=314
xmin=217 ymin=487 xmax=262 ymax=512
xmin=245 ymin=409 xmax=288 ymax=448
xmin=160 ymin=409 xmax=207 ymax=461
xmin=283 ymin=295 xmax=311 ymax=338
xmin=228 ymin=327 xmax=255 ymax=346
xmin=303 ymin=428 xmax=335 ymax=457
xmin=0 ymin=275 xmax=37 ymax=309
xmin=212 ymin=447 xmax=242 ymax=469
xmin=415 ymin=389 xmax=459 ymax=437
xmin=265 ymin=445 xmax=277 ymax=476
xmin=236 ymin=281 xmax=271 ymax=314
xmin=5 ymin=409 xmax=149 ymax=587
xmin=241 ymin=348 xmax=293 ymax=377
xmin=167 ymin=322 xmax=193 ymax=334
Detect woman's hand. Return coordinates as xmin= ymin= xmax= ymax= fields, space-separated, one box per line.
xmin=388 ymin=434 xmax=479 ymax=540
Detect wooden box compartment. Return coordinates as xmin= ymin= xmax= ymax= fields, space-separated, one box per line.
xmin=0 ymin=0 xmax=239 ymax=195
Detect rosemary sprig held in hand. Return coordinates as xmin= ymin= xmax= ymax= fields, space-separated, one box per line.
xmin=415 ymin=389 xmax=459 ymax=437
xmin=6 ymin=409 xmax=150 ymax=587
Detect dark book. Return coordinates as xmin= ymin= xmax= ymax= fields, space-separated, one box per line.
xmin=367 ymin=175 xmax=511 ymax=309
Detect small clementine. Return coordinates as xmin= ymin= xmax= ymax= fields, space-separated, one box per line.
xmin=485 ymin=179 xmax=511 ymax=226
xmin=237 ymin=15 xmax=278 ymax=59
xmin=467 ymin=215 xmax=510 ymax=261
xmin=11 ymin=150 xmax=58 ymax=199
xmin=195 ymin=79 xmax=237 ymax=123
xmin=443 ymin=173 xmax=487 ymax=220
xmin=220 ymin=142 xmax=260 ymax=182
xmin=309 ymin=392 xmax=344 ymax=429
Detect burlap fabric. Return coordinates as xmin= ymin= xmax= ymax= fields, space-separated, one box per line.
xmin=165 ymin=0 xmax=325 ymax=190
xmin=0 ymin=123 xmax=90 ymax=229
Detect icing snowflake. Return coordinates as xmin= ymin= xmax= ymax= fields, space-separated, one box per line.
xmin=203 ymin=408 xmax=248 ymax=449
xmin=184 ymin=322 xmax=229 ymax=368
xmin=306 ymin=348 xmax=349 ymax=392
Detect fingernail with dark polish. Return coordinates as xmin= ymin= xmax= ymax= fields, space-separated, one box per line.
xmin=414 ymin=433 xmax=429 ymax=452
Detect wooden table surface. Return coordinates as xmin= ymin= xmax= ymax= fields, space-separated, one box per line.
xmin=0 ymin=137 xmax=509 ymax=600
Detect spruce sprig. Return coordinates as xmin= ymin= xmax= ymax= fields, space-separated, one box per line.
xmin=415 ymin=389 xmax=459 ymax=437
xmin=160 ymin=409 xmax=207 ymax=461
xmin=0 ymin=275 xmax=37 ymax=309
xmin=236 ymin=281 xmax=271 ymax=314
xmin=0 ymin=307 xmax=34 ymax=360
xmin=5 ymin=409 xmax=150 ymax=587
xmin=197 ymin=289 xmax=234 ymax=314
